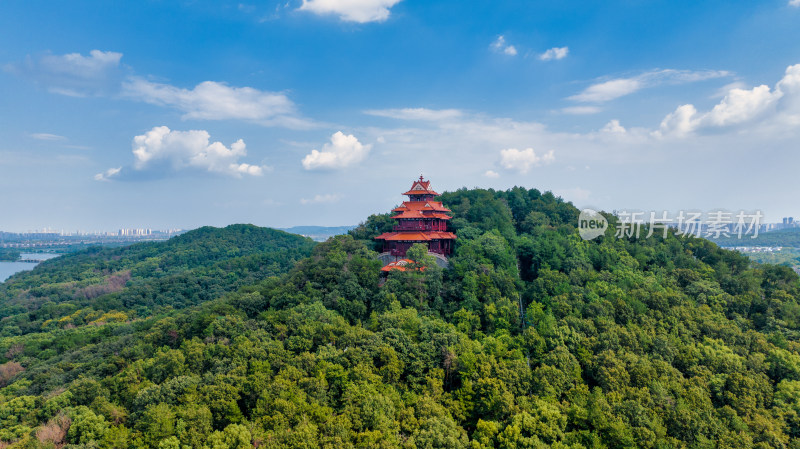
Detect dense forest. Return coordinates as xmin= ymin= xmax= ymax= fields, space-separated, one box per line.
xmin=712 ymin=227 xmax=800 ymax=273
xmin=0 ymin=249 xmax=21 ymax=262
xmin=2 ymin=188 xmax=800 ymax=448
xmin=713 ymin=227 xmax=800 ymax=248
xmin=742 ymin=248 xmax=800 ymax=274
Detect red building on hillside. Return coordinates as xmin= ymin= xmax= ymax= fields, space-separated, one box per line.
xmin=375 ymin=176 xmax=457 ymax=258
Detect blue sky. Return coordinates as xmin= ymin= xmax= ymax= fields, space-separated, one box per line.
xmin=1 ymin=0 xmax=800 ymax=232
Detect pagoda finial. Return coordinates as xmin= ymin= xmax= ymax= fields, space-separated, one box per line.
xmin=419 ymin=174 xmax=424 ymax=181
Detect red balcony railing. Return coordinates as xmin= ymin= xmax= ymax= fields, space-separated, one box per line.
xmin=393 ymin=225 xmax=424 ymax=231
xmin=393 ymin=224 xmax=447 ymax=231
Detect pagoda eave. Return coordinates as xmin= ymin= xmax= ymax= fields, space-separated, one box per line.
xmin=392 ymin=203 xmax=452 ymax=213
xmin=401 ymin=189 xmax=440 ymax=196
xmin=392 ymin=211 xmax=453 ymax=220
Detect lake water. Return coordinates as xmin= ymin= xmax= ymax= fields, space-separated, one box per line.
xmin=0 ymin=253 xmax=61 ymax=283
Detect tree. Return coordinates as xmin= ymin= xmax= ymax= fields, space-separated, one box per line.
xmin=67 ymin=406 xmax=108 ymax=445
xmin=206 ymin=424 xmax=252 ymax=449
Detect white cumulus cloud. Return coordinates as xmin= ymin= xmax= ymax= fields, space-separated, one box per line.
xmin=104 ymin=126 xmax=266 ymax=178
xmin=791 ymin=0 xmax=800 ymax=7
xmin=656 ymin=104 xmax=699 ymax=137
xmin=302 ymin=131 xmax=372 ymax=170
xmin=656 ymin=64 xmax=800 ymax=137
xmin=539 ymin=46 xmax=569 ymax=61
xmin=704 ymin=84 xmax=780 ymax=126
xmin=570 ymin=78 xmax=643 ymax=103
xmin=499 ymin=148 xmax=555 ymax=174
xmin=601 ymin=119 xmax=626 ymax=134
xmin=6 ymin=50 xmax=124 ymax=96
xmin=484 ymin=170 xmax=500 ymax=178
xmin=365 ymin=108 xmax=463 ymax=121
xmin=560 ymin=106 xmax=602 ymax=115
xmin=491 ymin=35 xmax=517 ymax=56
xmin=44 ymin=50 xmax=122 ymax=76
xmin=298 ymin=0 xmax=402 ymax=23
xmin=489 ymin=34 xmax=517 ymax=56
xmin=10 ymin=51 xmax=312 ymax=129
xmin=570 ymin=69 xmax=731 ymax=103
xmin=123 ymin=79 xmax=310 ymax=128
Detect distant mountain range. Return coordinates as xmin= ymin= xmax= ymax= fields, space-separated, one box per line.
xmin=279 ymin=225 xmax=356 ymax=242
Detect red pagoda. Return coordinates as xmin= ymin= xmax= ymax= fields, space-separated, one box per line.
xmin=375 ymin=176 xmax=457 ymax=259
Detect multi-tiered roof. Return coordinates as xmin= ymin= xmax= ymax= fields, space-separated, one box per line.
xmin=375 ymin=176 xmax=456 ymax=258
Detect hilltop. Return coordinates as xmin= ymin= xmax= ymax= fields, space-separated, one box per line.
xmin=1 ymin=187 xmax=800 ymax=448
xmin=0 ymin=224 xmax=314 ymax=337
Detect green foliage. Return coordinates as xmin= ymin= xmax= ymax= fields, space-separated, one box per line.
xmin=0 ymin=249 xmax=20 ymax=262
xmin=1 ymin=188 xmax=800 ymax=448
xmin=349 ymin=213 xmax=396 ymax=252
xmin=737 ymin=247 xmax=800 ymax=273
xmin=0 ymin=224 xmax=314 ymax=338
xmin=67 ymin=405 xmax=108 ymax=444
xmin=206 ymin=424 xmax=251 ymax=449
xmin=712 ymin=227 xmax=800 ymax=247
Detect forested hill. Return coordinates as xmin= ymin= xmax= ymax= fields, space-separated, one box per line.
xmin=0 ymin=224 xmax=315 ymax=336
xmin=2 ymin=188 xmax=800 ymax=448
xmin=713 ymin=227 xmax=800 ymax=248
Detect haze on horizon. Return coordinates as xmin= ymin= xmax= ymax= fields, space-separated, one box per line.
xmin=1 ymin=0 xmax=800 ymax=232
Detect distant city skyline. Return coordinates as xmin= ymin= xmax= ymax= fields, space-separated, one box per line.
xmin=0 ymin=228 xmax=183 ymax=237
xmin=2 ymin=1 xmax=800 ymax=231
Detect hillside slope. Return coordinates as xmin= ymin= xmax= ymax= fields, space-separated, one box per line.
xmin=713 ymin=227 xmax=800 ymax=248
xmin=0 ymin=224 xmax=314 ymax=337
xmin=2 ymin=188 xmax=800 ymax=448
